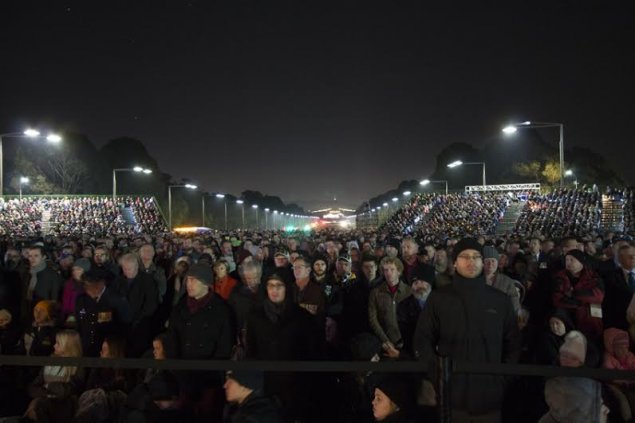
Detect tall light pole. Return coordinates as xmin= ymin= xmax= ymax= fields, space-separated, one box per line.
xmin=420 ymin=179 xmax=449 ymax=195
xmin=264 ymin=208 xmax=270 ymax=230
xmin=502 ymin=121 xmax=565 ymax=187
xmin=447 ymin=160 xmax=486 ymax=186
xmin=168 ymin=183 xmax=197 ymax=230
xmin=252 ymin=204 xmax=259 ymax=230
xmin=236 ymin=200 xmax=245 ymax=229
xmin=565 ymin=169 xmax=578 ymax=189
xmin=215 ymin=193 xmax=227 ymax=231
xmin=0 ymin=129 xmax=62 ymax=196
xmin=112 ymin=166 xmax=152 ymax=201
xmin=273 ymin=210 xmax=278 ymax=229
xmin=19 ymin=176 xmax=29 ymax=200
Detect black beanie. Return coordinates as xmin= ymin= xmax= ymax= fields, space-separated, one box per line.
xmin=566 ymin=249 xmax=587 ymax=267
xmin=410 ymin=264 xmax=436 ymax=286
xmin=227 ymin=370 xmax=264 ymax=392
xmin=453 ymin=238 xmax=483 ymax=262
xmin=375 ymin=374 xmax=416 ymax=411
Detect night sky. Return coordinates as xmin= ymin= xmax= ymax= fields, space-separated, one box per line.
xmin=1 ymin=1 xmax=633 ymax=211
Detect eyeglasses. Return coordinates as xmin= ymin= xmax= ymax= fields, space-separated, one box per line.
xmin=457 ymin=254 xmax=483 ymax=261
xmin=266 ymin=283 xmax=285 ymax=290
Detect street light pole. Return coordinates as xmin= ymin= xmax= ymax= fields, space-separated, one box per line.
xmin=447 ymin=160 xmax=486 ymax=187
xmin=168 ymin=183 xmax=198 ymax=230
xmin=112 ymin=166 xmax=153 ymax=202
xmin=264 ymin=208 xmax=270 ymax=230
xmin=19 ymin=176 xmax=29 ymax=200
xmin=215 ymin=194 xmax=227 ymax=231
xmin=502 ymin=121 xmax=565 ymax=187
xmin=1 ymin=129 xmax=62 ymax=196
xmin=236 ymin=200 xmax=245 ymax=229
xmin=252 ymin=204 xmax=259 ymax=230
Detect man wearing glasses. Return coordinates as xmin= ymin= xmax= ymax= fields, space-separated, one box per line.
xmin=414 ymin=237 xmax=520 ymax=423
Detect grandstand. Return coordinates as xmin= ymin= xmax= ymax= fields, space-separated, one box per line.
xmin=361 ymin=188 xmax=634 ymax=238
xmin=0 ymin=196 xmax=168 ymax=237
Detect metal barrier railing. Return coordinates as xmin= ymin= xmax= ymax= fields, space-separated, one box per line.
xmin=2 ymin=354 xmax=635 ymax=422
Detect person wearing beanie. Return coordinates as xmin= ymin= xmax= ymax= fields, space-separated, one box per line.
xmin=224 ymin=370 xmax=284 ymax=423
xmin=414 ymin=237 xmax=520 ymax=421
xmin=552 ymin=247 xmax=604 ymax=345
xmin=482 ymin=245 xmax=521 ymax=314
xmin=559 ymin=330 xmax=587 ymax=367
xmin=372 ymin=374 xmax=417 ymax=422
xmin=603 ymin=327 xmax=635 ymax=372
xmin=397 ymin=265 xmax=436 ymax=358
xmin=60 ymin=258 xmax=91 ymax=327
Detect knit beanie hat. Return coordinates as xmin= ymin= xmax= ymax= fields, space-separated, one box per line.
xmin=566 ymin=249 xmax=587 ymax=267
xmin=188 ymin=263 xmax=213 ymax=286
xmin=72 ymin=258 xmax=92 ymax=272
xmin=227 ymin=370 xmax=264 ymax=393
xmin=560 ymin=330 xmax=587 ymax=364
xmin=375 ymin=374 xmax=416 ymax=412
xmin=482 ymin=246 xmax=500 ymax=261
xmin=410 ymin=264 xmax=436 ymax=285
xmin=453 ymin=238 xmax=484 ymax=262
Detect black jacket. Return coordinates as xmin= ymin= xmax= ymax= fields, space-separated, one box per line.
xmin=413 ymin=273 xmax=520 ymax=415
xmin=602 ymin=268 xmax=632 ymax=331
xmin=397 ymin=295 xmax=427 ymax=357
xmin=167 ymin=293 xmax=234 ymax=360
xmin=228 ymin=393 xmax=284 ymax=423
xmin=111 ymin=272 xmax=158 ymax=327
xmin=75 ymin=287 xmax=131 ymax=357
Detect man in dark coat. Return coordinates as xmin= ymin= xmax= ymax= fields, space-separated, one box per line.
xmin=397 ymin=264 xmax=435 ymax=358
xmin=414 ymin=238 xmax=520 ymax=423
xmin=75 ymin=269 xmax=131 ymax=357
xmin=111 ymin=253 xmax=159 ymax=356
xmin=603 ymin=243 xmax=635 ymax=331
xmin=223 ymin=370 xmax=284 ymax=423
xmin=166 ymin=262 xmax=235 ymax=422
xmin=245 ymin=273 xmax=323 ymax=423
xmin=25 ymin=246 xmax=63 ymax=317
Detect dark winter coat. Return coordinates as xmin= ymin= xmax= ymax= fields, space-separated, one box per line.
xmin=227 ymin=393 xmax=284 ymax=423
xmin=413 ymin=273 xmax=520 ymax=415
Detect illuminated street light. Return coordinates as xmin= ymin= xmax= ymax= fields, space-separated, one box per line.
xmin=19 ymin=176 xmax=29 ymax=200
xmin=447 ymin=160 xmax=486 ymax=186
xmin=168 ymin=183 xmax=198 ymax=229
xmin=502 ymin=120 xmax=564 ymax=187
xmin=1 ymin=128 xmax=63 ymax=196
xmin=236 ymin=200 xmax=245 ymax=228
xmin=403 ymin=191 xmax=411 ymax=196
xmin=420 ymin=179 xmax=449 ymax=195
xmin=112 ymin=166 xmax=152 ymax=201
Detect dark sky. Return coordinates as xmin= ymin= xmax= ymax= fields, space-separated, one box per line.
xmin=1 ymin=1 xmax=633 ymax=211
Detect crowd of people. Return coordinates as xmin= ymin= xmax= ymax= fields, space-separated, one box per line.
xmin=0 ymin=189 xmax=635 ymax=422
xmin=0 ymin=197 xmax=167 ymax=238
xmin=378 ymin=193 xmax=509 ymax=239
xmin=514 ymin=189 xmax=602 ymax=238
xmin=376 ymin=188 xmax=633 ymax=241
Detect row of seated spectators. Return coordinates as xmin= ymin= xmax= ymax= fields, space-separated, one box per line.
xmin=378 ymin=193 xmax=508 ymax=238
xmin=514 ymin=189 xmax=602 ymax=238
xmin=0 ymin=197 xmax=168 ymax=238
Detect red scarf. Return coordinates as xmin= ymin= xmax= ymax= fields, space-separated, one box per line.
xmin=186 ymin=290 xmax=213 ymax=314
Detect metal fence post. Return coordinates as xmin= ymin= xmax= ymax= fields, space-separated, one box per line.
xmin=437 ymin=355 xmax=452 ymax=423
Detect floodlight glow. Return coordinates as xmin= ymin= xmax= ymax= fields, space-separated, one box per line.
xmin=46 ymin=134 xmax=62 ymax=143
xmin=273 ymin=210 xmax=278 ymax=214
xmin=142 ymin=169 xmax=152 ymax=174
xmin=383 ymin=203 xmax=388 ymax=207
xmin=215 ymin=193 xmax=225 ymax=198
xmin=185 ymin=184 xmax=197 ymax=189
xmin=264 ymin=208 xmax=270 ymax=212
xmin=133 ymin=166 xmax=143 ymax=172
xmin=20 ymin=177 xmax=29 ymax=183
xmin=236 ymin=200 xmax=244 ymax=204
xmin=447 ymin=160 xmax=463 ymax=168
xmin=252 ymin=204 xmax=258 ymax=209
xmin=403 ymin=191 xmax=411 ymax=196
xmin=502 ymin=126 xmax=517 ymax=135
xmin=23 ymin=129 xmax=40 ymax=137
xmin=565 ymin=170 xmax=573 ymax=176
xmin=391 ymin=197 xmax=398 ymax=202
xmin=420 ymin=179 xmax=430 ymax=186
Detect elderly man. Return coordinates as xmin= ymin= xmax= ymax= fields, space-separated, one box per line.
xmin=139 ymin=243 xmax=167 ymax=303
xmin=482 ymin=246 xmax=521 ymax=314
xmin=414 ymin=238 xmax=520 ymax=423
xmin=111 ymin=253 xmax=159 ymax=356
